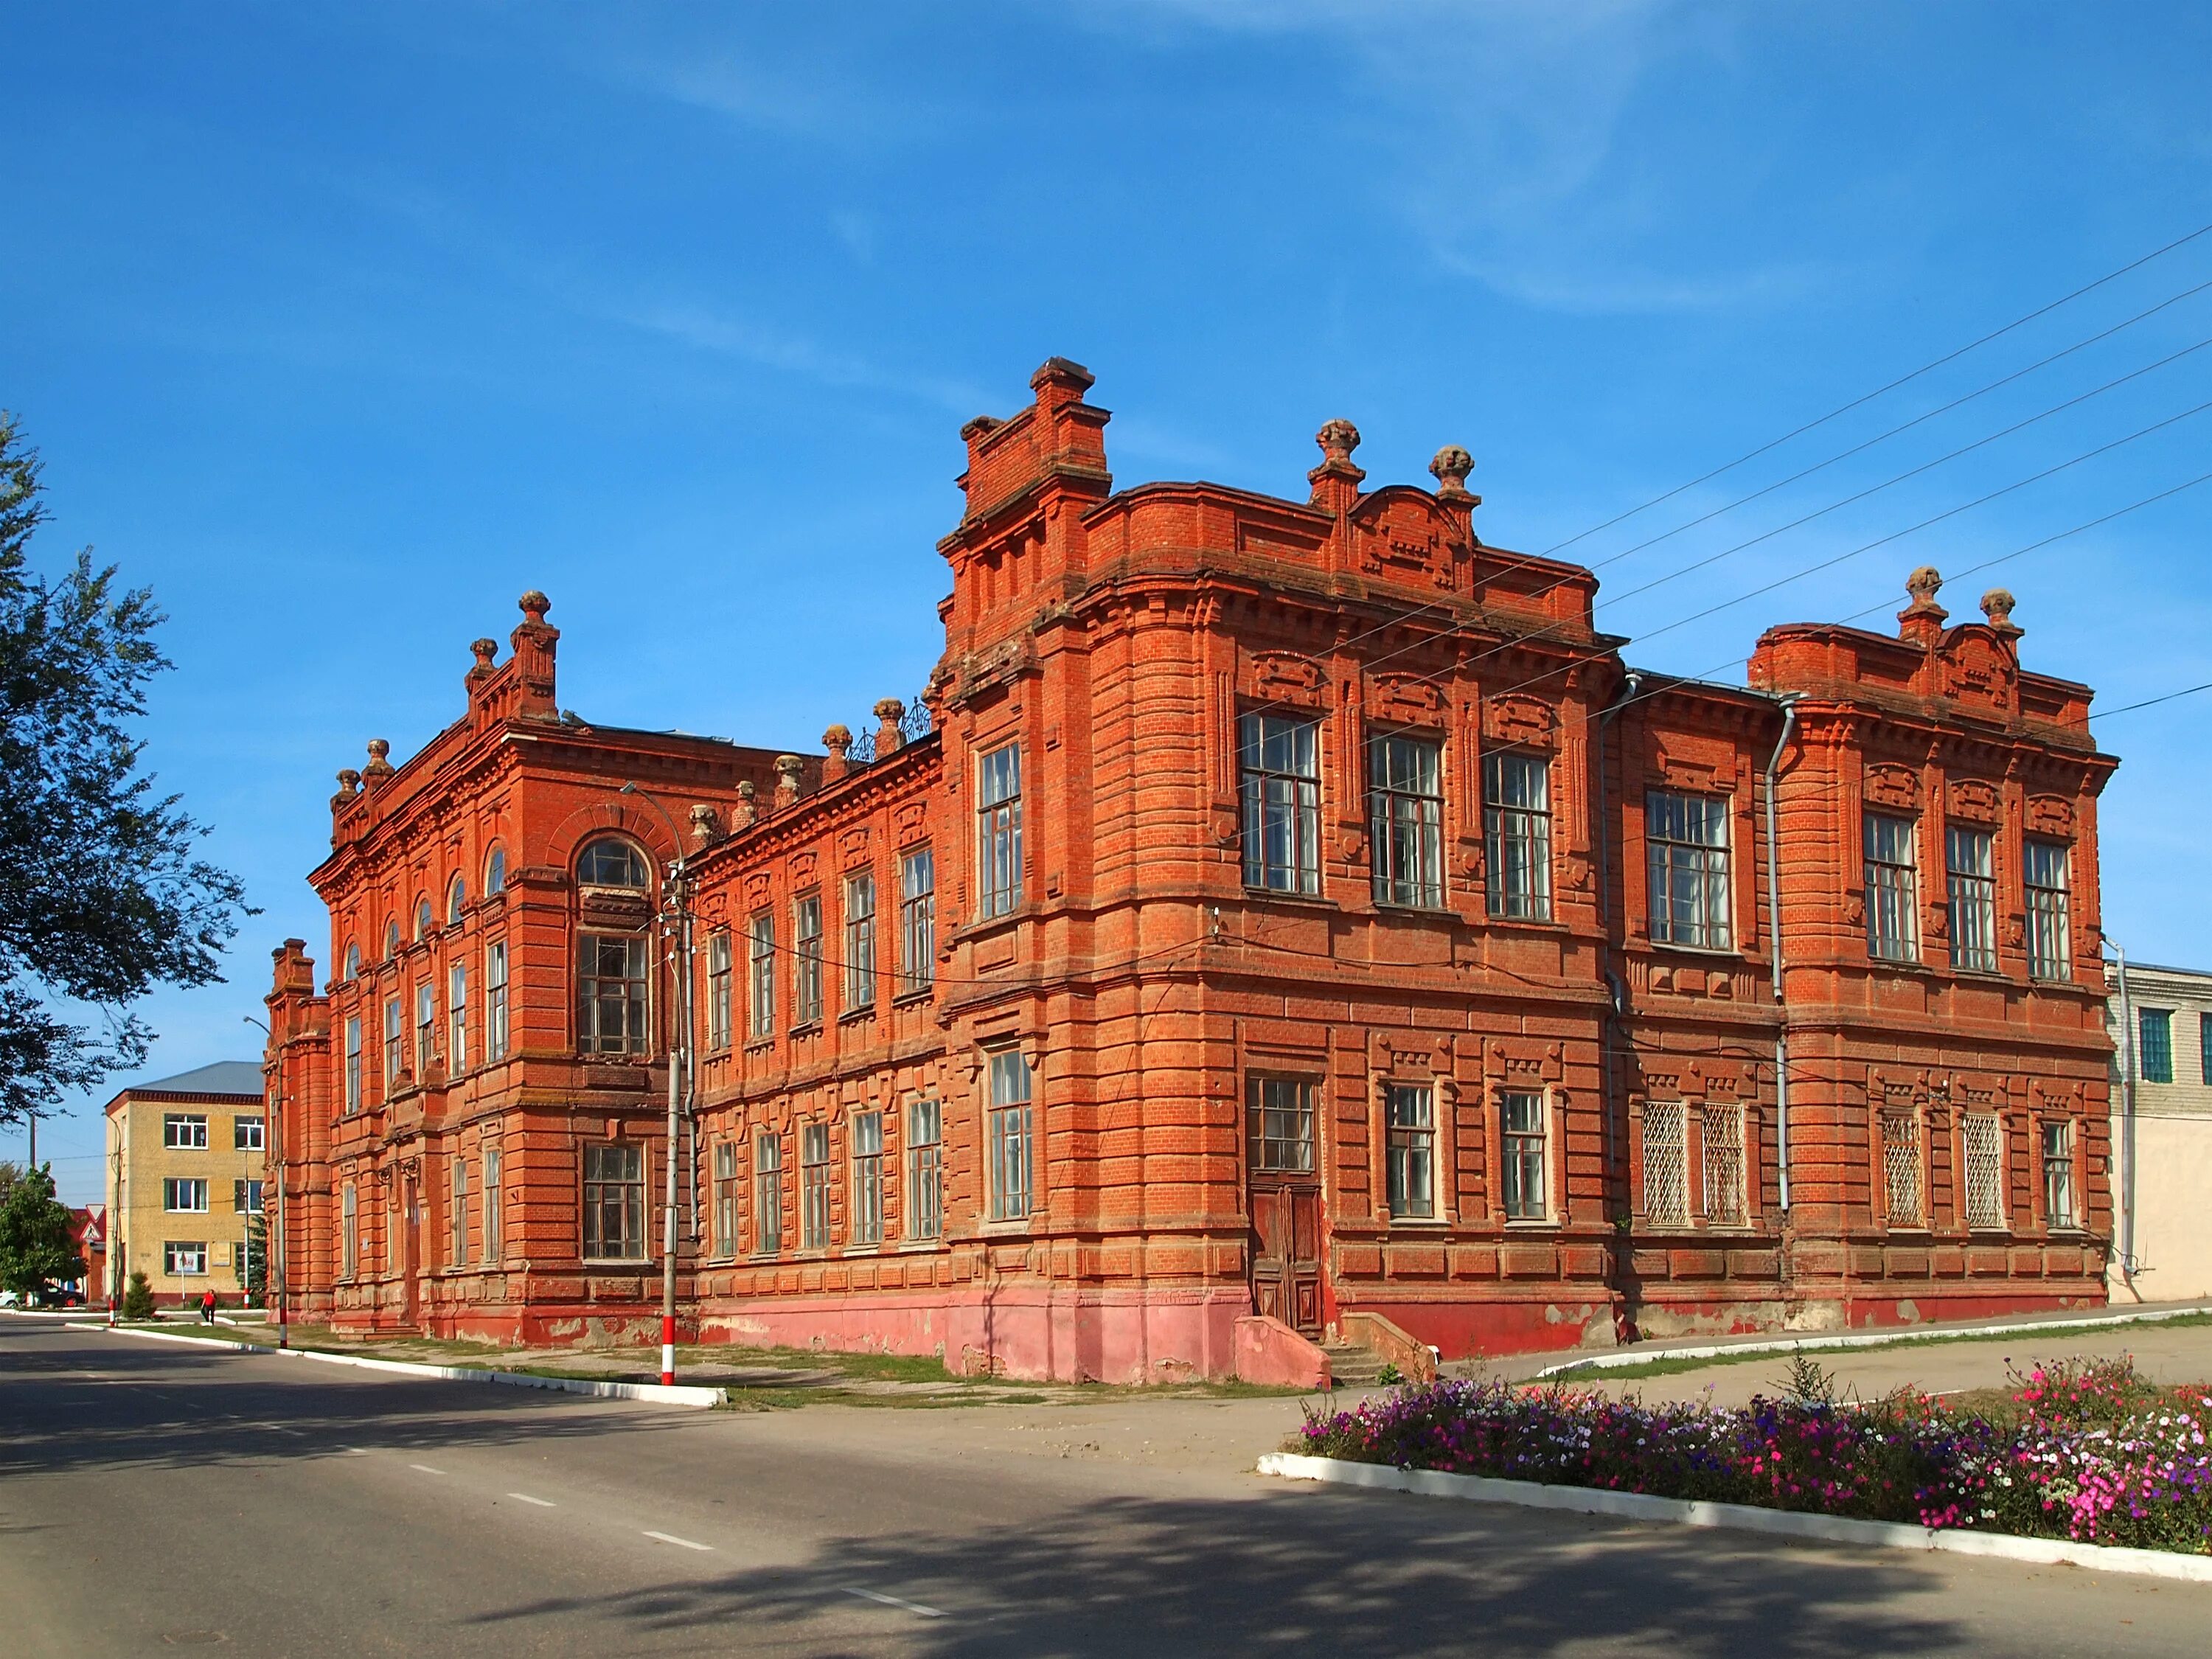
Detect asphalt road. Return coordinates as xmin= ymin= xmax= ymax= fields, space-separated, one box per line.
xmin=4 ymin=1321 xmax=2207 ymax=1657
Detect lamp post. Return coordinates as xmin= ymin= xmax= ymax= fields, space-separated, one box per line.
xmin=622 ymin=782 xmax=694 ymax=1388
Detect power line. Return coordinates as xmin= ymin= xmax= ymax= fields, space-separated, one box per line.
xmin=2090 ymin=682 xmax=2212 ymax=722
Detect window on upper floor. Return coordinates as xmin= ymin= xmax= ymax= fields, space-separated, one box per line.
xmin=343 ymin=941 xmax=361 ymax=981
xmin=2139 ymin=1007 xmax=2174 ymax=1084
xmin=385 ymin=919 xmax=401 ymax=961
xmin=163 ymin=1178 xmax=209 ymax=1213
xmin=577 ymin=932 xmax=649 ymax=1055
xmin=1370 ymin=734 xmax=1444 ymax=908
xmin=448 ymin=963 xmax=468 ymax=1073
xmin=234 ymin=1115 xmax=264 ymax=1152
xmin=975 ymin=743 xmax=1023 ymax=917
xmin=577 ymin=837 xmax=650 ymax=891
xmin=2025 ymin=838 xmax=2072 ymax=981
xmin=415 ymin=897 xmax=434 ymax=941
xmin=1239 ymin=712 xmax=1321 ymax=897
xmin=486 ymin=846 xmax=507 ymax=896
xmin=748 ymin=913 xmax=775 ymax=1040
xmin=1863 ymin=813 xmax=1919 ymax=964
xmin=162 ymin=1113 xmax=208 ymax=1150
xmin=844 ymin=872 xmax=877 ymax=1011
xmin=2042 ymin=1120 xmax=2076 ymax=1229
xmin=344 ymin=1018 xmax=363 ymax=1113
xmin=1647 ymin=791 xmax=1731 ymax=950
xmin=899 ymin=849 xmax=936 ymax=995
xmin=2202 ymin=1012 xmax=2212 ymax=1087
xmin=705 ymin=929 xmax=733 ymax=1051
xmin=415 ymin=981 xmax=436 ymax=1075
xmin=384 ymin=996 xmax=404 ymax=1087
xmin=1945 ymin=825 xmax=1997 ymax=973
xmin=1484 ymin=752 xmax=1553 ymax=922
xmin=448 ymin=877 xmax=467 ymax=926
xmin=793 ymin=894 xmax=824 ymax=1025
xmin=484 ymin=941 xmax=510 ymax=1060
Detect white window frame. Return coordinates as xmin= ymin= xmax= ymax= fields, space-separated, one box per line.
xmin=483 ymin=1147 xmax=501 ymax=1263
xmin=1641 ymin=1102 xmax=1689 ymax=1226
xmin=852 ymin=1110 xmax=884 ymax=1246
xmin=1863 ymin=811 xmax=1920 ymax=964
xmin=2042 ymin=1119 xmax=2077 ymax=1230
xmin=1945 ymin=824 xmax=1997 ymax=974
xmin=748 ymin=913 xmax=775 ymax=1040
xmin=908 ymin=1100 xmax=942 ymax=1240
xmin=987 ymin=1051 xmax=1034 ymax=1222
xmin=163 ymin=1113 xmax=209 ymax=1150
xmin=844 ymin=872 xmax=877 ymax=1012
xmin=1700 ymin=1102 xmax=1746 ymax=1226
xmin=976 ymin=743 xmax=1024 ymax=917
xmin=706 ymin=929 xmax=733 ymax=1051
xmin=1964 ymin=1112 xmax=2007 ymax=1231
xmin=233 ymin=1114 xmax=265 ymax=1152
xmin=1385 ymin=1083 xmax=1437 ymax=1219
xmin=754 ymin=1132 xmax=783 ymax=1254
xmin=712 ymin=1141 xmax=741 ymax=1258
xmin=2025 ymin=838 xmax=2072 ymax=981
xmin=1239 ymin=712 xmax=1321 ymax=896
xmin=1500 ymin=1091 xmax=1548 ymax=1222
xmin=164 ymin=1241 xmax=209 ymax=1277
xmin=1647 ymin=791 xmax=1731 ymax=949
xmin=485 ymin=940 xmax=511 ymax=1060
xmin=793 ymin=895 xmax=824 ymax=1026
xmin=448 ymin=962 xmax=468 ymax=1073
xmin=899 ymin=849 xmax=936 ymax=994
xmin=163 ymin=1178 xmax=210 ymax=1214
xmin=341 ymin=1185 xmax=358 ymax=1280
xmin=1484 ymin=752 xmax=1553 ymax=922
xmin=451 ymin=1155 xmax=468 ymax=1267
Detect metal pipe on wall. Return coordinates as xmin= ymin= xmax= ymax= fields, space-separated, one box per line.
xmin=1763 ymin=698 xmax=1799 ymax=1211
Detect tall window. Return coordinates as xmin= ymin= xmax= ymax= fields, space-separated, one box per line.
xmin=844 ymin=873 xmax=877 ymax=1011
xmin=386 ymin=918 xmax=401 ymax=961
xmin=908 ymin=1100 xmax=943 ymax=1240
xmin=1248 ymin=1078 xmax=1316 ymax=1174
xmin=448 ymin=877 xmax=466 ymax=926
xmin=341 ymin=1185 xmax=358 ymax=1279
xmin=2042 ymin=1121 xmax=2076 ymax=1229
xmin=706 ymin=930 xmax=733 ymax=1051
xmin=1370 ymin=734 xmax=1444 ymax=908
xmin=899 ymin=849 xmax=936 ymax=994
xmin=1647 ymin=792 xmax=1731 ymax=948
xmin=987 ymin=1051 xmax=1034 ymax=1222
xmin=2025 ymin=838 xmax=2071 ymax=981
xmin=1945 ymin=824 xmax=1997 ymax=973
xmin=1484 ymin=753 xmax=1552 ymax=921
xmin=416 ymin=981 xmax=437 ymax=1075
xmin=754 ymin=1133 xmax=783 ymax=1253
xmin=164 ymin=1113 xmax=208 ymax=1150
xmin=164 ymin=1178 xmax=209 ymax=1212
xmin=416 ymin=897 xmax=434 ymax=940
xmin=484 ymin=1147 xmax=501 ymax=1262
xmin=384 ymin=997 xmax=404 ymax=1088
xmin=582 ymin=1142 xmax=646 ymax=1260
xmin=1882 ymin=1111 xmax=1922 ymax=1226
xmin=485 ymin=941 xmax=510 ymax=1060
xmin=2202 ymin=1012 xmax=2212 ymax=1086
xmin=344 ymin=942 xmax=361 ymax=981
xmin=976 ymin=743 xmax=1023 ymax=917
xmin=1385 ymin=1085 xmax=1436 ymax=1219
xmin=748 ymin=913 xmax=775 ymax=1038
xmin=344 ymin=1018 xmax=362 ymax=1113
xmin=486 ymin=846 xmax=507 ymax=896
xmin=1239 ymin=712 xmax=1321 ymax=895
xmin=233 ymin=1115 xmax=265 ymax=1152
xmin=1500 ymin=1092 xmax=1547 ymax=1221
xmin=2139 ymin=1007 xmax=2174 ymax=1083
xmin=1641 ymin=1102 xmax=1688 ymax=1225
xmin=577 ymin=933 xmax=649 ymax=1054
xmin=450 ymin=1156 xmax=468 ymax=1266
xmin=712 ymin=1141 xmax=741 ymax=1256
xmin=793 ymin=896 xmax=824 ymax=1025
xmin=448 ymin=964 xmax=467 ymax=1073
xmin=1963 ymin=1113 xmax=2006 ymax=1231
xmin=800 ymin=1123 xmax=832 ymax=1249
xmin=1701 ymin=1103 xmax=1745 ymax=1225
xmin=852 ymin=1111 xmax=884 ymax=1245
xmin=578 ymin=837 xmax=650 ymax=890
xmin=1863 ymin=813 xmax=1919 ymax=962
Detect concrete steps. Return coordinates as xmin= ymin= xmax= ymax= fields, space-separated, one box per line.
xmin=1321 ymin=1340 xmax=1389 ymax=1391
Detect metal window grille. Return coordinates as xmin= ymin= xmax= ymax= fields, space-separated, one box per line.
xmin=1239 ymin=713 xmax=1321 ymax=895
xmin=976 ymin=744 xmax=1023 ymax=917
xmin=988 ymin=1051 xmax=1034 ymax=1221
xmin=793 ymin=897 xmax=824 ymax=1024
xmin=1385 ymin=1085 xmax=1436 ymax=1218
xmin=1964 ymin=1113 xmax=2006 ymax=1231
xmin=1882 ymin=1112 xmax=1922 ymax=1226
xmin=1945 ymin=824 xmax=1997 ymax=973
xmin=1647 ymin=793 xmax=1732 ymax=948
xmin=582 ymin=1142 xmax=647 ymax=1260
xmin=706 ymin=930 xmax=732 ymax=1051
xmin=234 ymin=1116 xmax=265 ymax=1151
xmin=1863 ymin=813 xmax=1920 ymax=962
xmin=485 ymin=942 xmax=510 ymax=1060
xmin=908 ymin=1100 xmax=943 ymax=1239
xmin=484 ymin=1149 xmax=501 ymax=1262
xmin=1500 ymin=1091 xmax=1548 ymax=1220
xmin=801 ymin=1122 xmax=831 ymax=1248
xmin=163 ymin=1113 xmax=209 ymax=1149
xmin=1642 ymin=1102 xmax=1688 ymax=1225
xmin=344 ymin=1018 xmax=363 ymax=1113
xmin=712 ymin=1141 xmax=740 ymax=1256
xmin=1701 ymin=1103 xmax=1745 ymax=1225
xmin=1369 ymin=735 xmax=1444 ymax=908
xmin=852 ymin=1111 xmax=884 ymax=1245
xmin=577 ymin=932 xmax=650 ymax=1055
xmin=2042 ymin=1121 xmax=2076 ymax=1228
xmin=748 ymin=914 xmax=775 ymax=1038
xmin=451 ymin=1156 xmax=467 ymax=1265
xmin=341 ymin=1186 xmax=358 ymax=1280
xmin=754 ymin=1133 xmax=782 ymax=1253
xmin=2139 ymin=1008 xmax=2174 ymax=1082
xmin=1484 ymin=752 xmax=1553 ymax=921
xmin=2024 ymin=838 xmax=2071 ymax=981
xmin=844 ymin=873 xmax=877 ymax=1010
xmin=899 ymin=849 xmax=936 ymax=994
xmin=1248 ymin=1077 xmax=1316 ymax=1174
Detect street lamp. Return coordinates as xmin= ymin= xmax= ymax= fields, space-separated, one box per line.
xmin=621 ymin=782 xmax=695 ymax=1388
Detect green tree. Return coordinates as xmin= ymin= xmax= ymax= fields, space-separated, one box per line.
xmin=241 ymin=1210 xmax=267 ymax=1301
xmin=0 ymin=1162 xmax=84 ymax=1300
xmin=121 ymin=1267 xmax=155 ymax=1319
xmin=0 ymin=412 xmax=248 ymax=1124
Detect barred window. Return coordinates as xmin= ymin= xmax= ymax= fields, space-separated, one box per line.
xmin=899 ymin=849 xmax=936 ymax=994
xmin=1239 ymin=712 xmax=1321 ymax=896
xmin=1946 ymin=824 xmax=1997 ymax=973
xmin=577 ymin=932 xmax=649 ymax=1055
xmin=852 ymin=1111 xmax=884 ymax=1246
xmin=1647 ymin=793 xmax=1731 ymax=948
xmin=1385 ymin=1085 xmax=1435 ymax=1219
xmin=2025 ymin=838 xmax=2071 ymax=981
xmin=712 ymin=1141 xmax=741 ymax=1256
xmin=1369 ymin=734 xmax=1444 ymax=908
xmin=582 ymin=1142 xmax=646 ymax=1260
xmin=793 ymin=895 xmax=824 ymax=1025
xmin=1882 ymin=1111 xmax=1922 ymax=1227
xmin=1641 ymin=1102 xmax=1688 ymax=1225
xmin=908 ymin=1099 xmax=943 ymax=1240
xmin=2042 ymin=1121 xmax=2076 ymax=1229
xmin=1500 ymin=1091 xmax=1547 ymax=1221
xmin=1964 ymin=1113 xmax=2006 ymax=1231
xmin=451 ymin=1155 xmax=467 ymax=1266
xmin=801 ymin=1122 xmax=831 ymax=1249
xmin=448 ymin=963 xmax=468 ymax=1073
xmin=755 ymin=1133 xmax=783 ymax=1253
xmin=344 ymin=1018 xmax=363 ymax=1113
xmin=1248 ymin=1077 xmax=1316 ymax=1174
xmin=706 ymin=929 xmax=732 ymax=1051
xmin=2140 ymin=1007 xmax=2174 ymax=1083
xmin=484 ymin=1147 xmax=501 ymax=1262
xmin=844 ymin=872 xmax=877 ymax=1011
xmin=987 ymin=1051 xmax=1034 ymax=1222
xmin=1863 ymin=813 xmax=1919 ymax=963
xmin=748 ymin=913 xmax=775 ymax=1039
xmin=485 ymin=941 xmax=510 ymax=1060
xmin=976 ymin=744 xmax=1023 ymax=917
xmin=1702 ymin=1102 xmax=1746 ymax=1225
xmin=1484 ymin=752 xmax=1552 ymax=921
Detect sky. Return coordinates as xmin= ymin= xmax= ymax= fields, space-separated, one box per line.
xmin=4 ymin=1 xmax=2208 ymax=1203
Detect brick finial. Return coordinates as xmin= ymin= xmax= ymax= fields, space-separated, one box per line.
xmin=1898 ymin=566 xmax=1948 ymax=645
xmin=332 ymin=768 xmax=361 ymax=812
xmin=1429 ymin=445 xmax=1476 ymax=501
xmin=509 ymin=591 xmax=560 ymax=720
xmin=874 ymin=698 xmax=907 ymax=756
xmin=361 ymin=739 xmax=394 ymax=788
xmin=1309 ymin=419 xmax=1366 ymax=512
xmin=1980 ymin=587 xmax=2022 ymax=639
xmin=734 ymin=779 xmax=758 ymax=828
xmin=689 ymin=802 xmax=723 ymax=844
xmin=773 ymin=754 xmax=804 ymax=810
xmin=822 ymin=724 xmax=853 ymax=783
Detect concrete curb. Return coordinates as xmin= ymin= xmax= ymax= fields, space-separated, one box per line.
xmin=1532 ymin=1303 xmax=2212 ymax=1378
xmin=1256 ymin=1453 xmax=2212 ymax=1583
xmin=70 ymin=1322 xmax=726 ymax=1408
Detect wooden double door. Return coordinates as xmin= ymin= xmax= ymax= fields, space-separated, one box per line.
xmin=1249 ymin=1178 xmax=1324 ymax=1338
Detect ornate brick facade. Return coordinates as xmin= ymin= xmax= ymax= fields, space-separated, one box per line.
xmin=265 ymin=359 xmax=2118 ymax=1380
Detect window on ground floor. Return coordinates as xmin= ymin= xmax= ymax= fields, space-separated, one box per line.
xmin=1641 ymin=1102 xmax=1688 ymax=1226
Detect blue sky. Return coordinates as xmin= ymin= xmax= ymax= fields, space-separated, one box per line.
xmin=6 ymin=1 xmax=2208 ymax=1202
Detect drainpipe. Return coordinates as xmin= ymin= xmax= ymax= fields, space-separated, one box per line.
xmin=2108 ymin=934 xmax=2138 ymax=1294
xmin=1594 ymin=667 xmax=1644 ymax=1343
xmin=1763 ymin=698 xmax=1799 ymax=1211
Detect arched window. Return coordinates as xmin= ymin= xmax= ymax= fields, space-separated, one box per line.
xmin=577 ymin=837 xmax=650 ymax=890
xmin=344 ymin=942 xmax=361 ymax=981
xmin=385 ymin=919 xmax=401 ymax=961
xmin=486 ymin=846 xmax=507 ymax=896
xmin=448 ymin=876 xmax=466 ymax=925
xmin=415 ymin=897 xmax=434 ymax=939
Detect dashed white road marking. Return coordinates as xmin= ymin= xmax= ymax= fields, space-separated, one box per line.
xmin=643 ymin=1530 xmax=714 ymax=1552
xmin=842 ymin=1587 xmax=946 ymax=1618
xmin=507 ymin=1492 xmax=556 ymax=1507
xmin=409 ymin=1464 xmax=447 ymax=1475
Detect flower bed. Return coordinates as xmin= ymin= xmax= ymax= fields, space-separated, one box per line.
xmin=1295 ymin=1356 xmax=2212 ymax=1554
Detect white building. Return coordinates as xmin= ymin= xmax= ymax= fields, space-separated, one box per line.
xmin=2107 ymin=959 xmax=2212 ymax=1303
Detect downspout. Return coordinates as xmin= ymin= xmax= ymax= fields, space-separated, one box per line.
xmin=1763 ymin=698 xmax=1799 ymax=1211
xmin=2108 ymin=934 xmax=2138 ymax=1295
xmin=1594 ymin=668 xmax=1643 ymax=1339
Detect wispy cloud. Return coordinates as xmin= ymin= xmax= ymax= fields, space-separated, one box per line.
xmin=608 ymin=300 xmax=990 ymax=416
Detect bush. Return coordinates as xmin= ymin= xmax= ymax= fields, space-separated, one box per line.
xmin=120 ymin=1270 xmax=155 ymax=1320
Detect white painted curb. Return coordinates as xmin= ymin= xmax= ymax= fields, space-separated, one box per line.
xmin=1256 ymin=1453 xmax=2212 ymax=1583
xmin=72 ymin=1322 xmax=726 ymax=1408
xmin=1534 ymin=1303 xmax=2212 ymax=1378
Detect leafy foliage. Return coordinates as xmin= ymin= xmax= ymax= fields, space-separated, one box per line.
xmin=0 ymin=1162 xmax=86 ymax=1298
xmin=0 ymin=413 xmax=248 ymax=1123
xmin=121 ymin=1267 xmax=155 ymax=1319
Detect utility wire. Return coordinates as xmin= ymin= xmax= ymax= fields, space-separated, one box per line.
xmin=2090 ymin=682 xmax=2212 ymax=722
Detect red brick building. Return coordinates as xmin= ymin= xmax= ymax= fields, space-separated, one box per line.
xmin=264 ymin=359 xmax=2119 ymax=1381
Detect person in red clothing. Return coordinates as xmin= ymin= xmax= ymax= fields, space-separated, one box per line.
xmin=200 ymin=1288 xmax=216 ymax=1324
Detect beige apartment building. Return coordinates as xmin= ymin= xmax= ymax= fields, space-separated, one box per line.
xmin=2108 ymin=960 xmax=2212 ymax=1304
xmin=103 ymin=1062 xmax=268 ymax=1307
